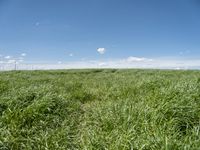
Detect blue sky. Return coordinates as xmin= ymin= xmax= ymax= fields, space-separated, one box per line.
xmin=0 ymin=0 xmax=200 ymax=68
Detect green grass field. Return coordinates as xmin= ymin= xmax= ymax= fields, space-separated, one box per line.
xmin=0 ymin=69 xmax=200 ymax=150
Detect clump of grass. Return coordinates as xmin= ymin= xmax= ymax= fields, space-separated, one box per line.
xmin=0 ymin=69 xmax=200 ymax=149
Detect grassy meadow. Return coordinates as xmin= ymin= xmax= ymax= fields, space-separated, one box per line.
xmin=0 ymin=69 xmax=200 ymax=150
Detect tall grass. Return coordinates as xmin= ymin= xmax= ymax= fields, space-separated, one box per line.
xmin=0 ymin=69 xmax=200 ymax=149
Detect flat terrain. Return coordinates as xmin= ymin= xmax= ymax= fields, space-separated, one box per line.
xmin=0 ymin=69 xmax=200 ymax=150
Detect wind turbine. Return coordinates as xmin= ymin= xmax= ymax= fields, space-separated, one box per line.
xmin=3 ymin=55 xmax=25 ymax=70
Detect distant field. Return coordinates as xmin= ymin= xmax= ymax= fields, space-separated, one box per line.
xmin=0 ymin=69 xmax=200 ymax=150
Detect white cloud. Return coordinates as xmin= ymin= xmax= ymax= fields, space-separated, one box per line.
xmin=69 ymin=53 xmax=73 ymax=57
xmin=98 ymin=62 xmax=107 ymax=67
xmin=127 ymin=56 xmax=146 ymax=62
xmin=179 ymin=51 xmax=184 ymax=55
xmin=5 ymin=56 xmax=11 ymax=59
xmin=179 ymin=50 xmax=191 ymax=55
xmin=18 ymin=59 xmax=24 ymax=62
xmin=21 ymin=53 xmax=27 ymax=57
xmin=35 ymin=22 xmax=40 ymax=26
xmin=7 ymin=59 xmax=16 ymax=64
xmin=1 ymin=56 xmax=200 ymax=70
xmin=97 ymin=48 xmax=106 ymax=54
xmin=186 ymin=50 xmax=191 ymax=53
xmin=126 ymin=56 xmax=152 ymax=62
xmin=18 ymin=57 xmax=24 ymax=60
